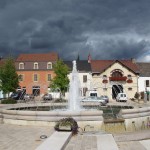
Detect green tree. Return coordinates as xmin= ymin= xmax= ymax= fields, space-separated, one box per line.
xmin=0 ymin=57 xmax=19 ymax=96
xmin=50 ymin=60 xmax=69 ymax=98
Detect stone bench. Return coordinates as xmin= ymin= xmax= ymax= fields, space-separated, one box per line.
xmin=97 ymin=134 xmax=119 ymax=150
xmin=35 ymin=131 xmax=72 ymax=150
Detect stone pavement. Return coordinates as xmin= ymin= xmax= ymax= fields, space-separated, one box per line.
xmin=0 ymin=124 xmax=54 ymax=150
xmin=0 ymin=124 xmax=150 ymax=150
xmin=0 ymin=100 xmax=150 ymax=150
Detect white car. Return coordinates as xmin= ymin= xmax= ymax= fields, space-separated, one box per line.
xmin=81 ymin=96 xmax=107 ymax=105
xmin=116 ymin=93 xmax=128 ymax=102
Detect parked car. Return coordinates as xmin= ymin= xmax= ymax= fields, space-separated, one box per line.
xmin=42 ymin=94 xmax=52 ymax=101
xmin=99 ymin=95 xmax=109 ymax=103
xmin=10 ymin=91 xmax=25 ymax=100
xmin=116 ymin=93 xmax=128 ymax=102
xmin=81 ymin=96 xmax=107 ymax=105
xmin=24 ymin=94 xmax=34 ymax=100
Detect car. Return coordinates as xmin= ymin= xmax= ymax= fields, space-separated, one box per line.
xmin=10 ymin=91 xmax=25 ymax=100
xmin=81 ymin=96 xmax=107 ymax=105
xmin=116 ymin=93 xmax=128 ymax=102
xmin=99 ymin=95 xmax=109 ymax=103
xmin=24 ymin=94 xmax=34 ymax=100
xmin=42 ymin=94 xmax=52 ymax=101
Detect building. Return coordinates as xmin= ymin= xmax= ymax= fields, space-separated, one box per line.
xmin=15 ymin=52 xmax=58 ymax=96
xmin=90 ymin=59 xmax=140 ymax=100
xmin=137 ymin=62 xmax=150 ymax=100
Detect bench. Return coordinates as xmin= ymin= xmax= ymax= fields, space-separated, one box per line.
xmin=36 ymin=131 xmax=72 ymax=150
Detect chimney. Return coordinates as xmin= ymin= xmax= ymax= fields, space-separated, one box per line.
xmin=88 ymin=53 xmax=91 ymax=63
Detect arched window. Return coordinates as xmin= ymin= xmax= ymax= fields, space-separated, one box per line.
xmin=47 ymin=62 xmax=52 ymax=69
xmin=111 ymin=69 xmax=123 ymax=77
xmin=34 ymin=62 xmax=38 ymax=69
xmin=19 ymin=63 xmax=24 ymax=69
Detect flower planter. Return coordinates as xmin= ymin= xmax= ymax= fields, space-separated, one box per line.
xmin=127 ymin=79 xmax=133 ymax=83
xmin=102 ymin=80 xmax=108 ymax=83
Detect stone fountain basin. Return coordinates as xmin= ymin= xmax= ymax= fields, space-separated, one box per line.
xmin=0 ymin=104 xmax=103 ymax=130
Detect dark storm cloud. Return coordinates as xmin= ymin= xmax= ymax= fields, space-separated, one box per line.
xmin=0 ymin=0 xmax=150 ymax=61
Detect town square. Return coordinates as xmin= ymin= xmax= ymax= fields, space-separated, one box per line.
xmin=1 ymin=0 xmax=150 ymax=150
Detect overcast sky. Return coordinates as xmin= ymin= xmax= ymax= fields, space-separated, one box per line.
xmin=0 ymin=0 xmax=150 ymax=61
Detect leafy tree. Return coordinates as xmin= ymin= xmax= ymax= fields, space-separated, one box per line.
xmin=50 ymin=60 xmax=69 ymax=98
xmin=0 ymin=57 xmax=19 ymax=96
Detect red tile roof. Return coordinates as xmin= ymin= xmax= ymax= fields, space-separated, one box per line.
xmin=16 ymin=52 xmax=58 ymax=62
xmin=91 ymin=59 xmax=139 ymax=74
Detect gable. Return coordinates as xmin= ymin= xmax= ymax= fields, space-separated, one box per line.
xmin=91 ymin=59 xmax=139 ymax=75
xmin=102 ymin=62 xmax=136 ymax=76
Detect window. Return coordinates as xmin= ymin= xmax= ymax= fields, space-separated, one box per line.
xmin=34 ymin=74 xmax=38 ymax=82
xmin=103 ymin=75 xmax=107 ymax=80
xmin=34 ymin=62 xmax=38 ymax=69
xmin=47 ymin=74 xmax=51 ymax=81
xmin=112 ymin=71 xmax=123 ymax=77
xmin=47 ymin=62 xmax=52 ymax=69
xmin=146 ymin=80 xmax=150 ymax=87
xmin=19 ymin=63 xmax=24 ymax=69
xmin=111 ymin=69 xmax=123 ymax=77
xmin=18 ymin=74 xmax=24 ymax=81
xmin=83 ymin=75 xmax=87 ymax=83
xmin=127 ymin=74 xmax=132 ymax=79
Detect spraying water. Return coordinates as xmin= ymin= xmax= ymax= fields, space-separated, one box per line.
xmin=68 ymin=60 xmax=81 ymax=111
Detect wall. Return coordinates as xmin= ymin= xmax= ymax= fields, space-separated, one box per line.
xmin=138 ymin=77 xmax=150 ymax=92
xmin=17 ymin=70 xmax=55 ymax=95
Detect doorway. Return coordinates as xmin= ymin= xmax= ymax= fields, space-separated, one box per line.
xmin=112 ymin=85 xmax=123 ymax=99
xmin=32 ymin=86 xmax=40 ymax=96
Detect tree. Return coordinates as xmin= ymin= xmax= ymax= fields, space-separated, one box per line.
xmin=0 ymin=57 xmax=19 ymax=96
xmin=50 ymin=60 xmax=69 ymax=98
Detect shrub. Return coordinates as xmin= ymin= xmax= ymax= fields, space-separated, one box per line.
xmin=54 ymin=117 xmax=78 ymax=135
xmin=134 ymin=92 xmax=140 ymax=99
xmin=54 ymin=98 xmax=67 ymax=103
xmin=1 ymin=98 xmax=17 ymax=104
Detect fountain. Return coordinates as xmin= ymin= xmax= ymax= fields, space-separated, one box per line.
xmin=68 ymin=60 xmax=81 ymax=111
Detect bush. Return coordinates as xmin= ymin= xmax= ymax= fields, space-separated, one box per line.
xmin=54 ymin=98 xmax=67 ymax=103
xmin=54 ymin=117 xmax=78 ymax=135
xmin=1 ymin=98 xmax=17 ymax=104
xmin=134 ymin=92 xmax=140 ymax=99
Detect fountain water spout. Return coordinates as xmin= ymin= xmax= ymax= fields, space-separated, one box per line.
xmin=68 ymin=60 xmax=81 ymax=111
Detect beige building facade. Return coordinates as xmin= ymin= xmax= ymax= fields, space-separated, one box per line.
xmin=91 ymin=60 xmax=139 ymax=100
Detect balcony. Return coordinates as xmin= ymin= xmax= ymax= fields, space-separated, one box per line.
xmin=109 ymin=76 xmax=127 ymax=81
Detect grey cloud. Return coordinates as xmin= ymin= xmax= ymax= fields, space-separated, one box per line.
xmin=0 ymin=0 xmax=150 ymax=61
